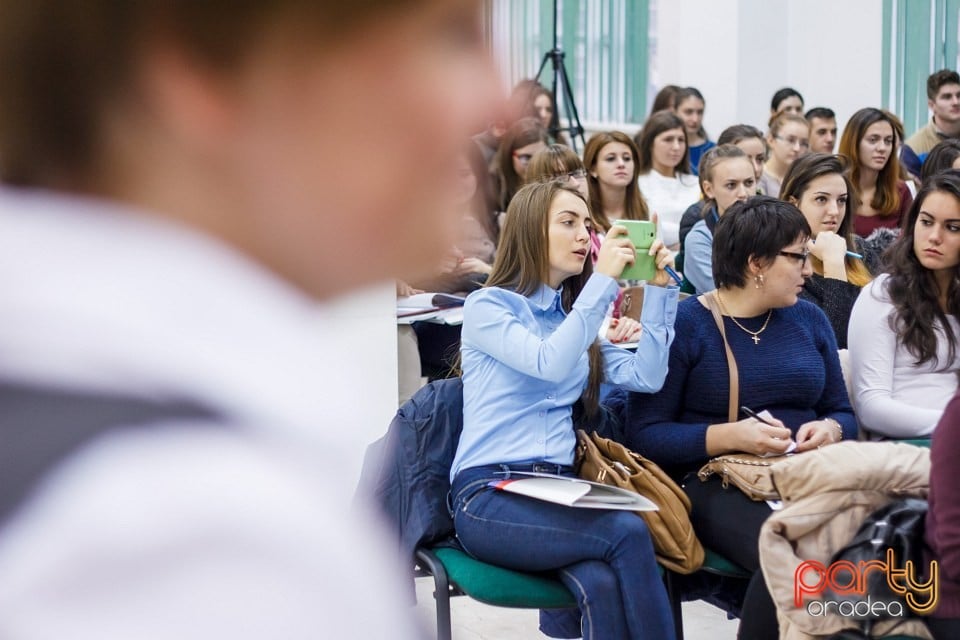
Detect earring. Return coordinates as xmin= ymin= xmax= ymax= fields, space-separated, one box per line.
xmin=755 ymin=273 xmax=765 ymax=289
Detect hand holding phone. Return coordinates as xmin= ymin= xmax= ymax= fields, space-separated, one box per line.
xmin=614 ymin=219 xmax=657 ymax=281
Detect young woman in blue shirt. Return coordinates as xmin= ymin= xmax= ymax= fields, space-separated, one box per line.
xmin=451 ymin=180 xmax=679 ymax=639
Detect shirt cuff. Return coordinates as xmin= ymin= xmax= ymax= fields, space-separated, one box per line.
xmin=640 ymin=283 xmax=679 ymax=328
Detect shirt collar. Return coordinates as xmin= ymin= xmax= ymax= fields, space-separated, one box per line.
xmin=531 ymin=282 xmax=564 ymax=311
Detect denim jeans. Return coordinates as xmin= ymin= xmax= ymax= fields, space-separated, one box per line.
xmin=451 ymin=464 xmax=675 ymax=640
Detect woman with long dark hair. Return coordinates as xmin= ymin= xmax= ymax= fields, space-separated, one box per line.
xmin=838 ymin=107 xmax=913 ymax=236
xmin=779 ymin=153 xmax=873 ymax=348
xmin=451 ymin=180 xmax=678 ymax=639
xmin=848 ymin=170 xmax=960 ymax=438
xmin=635 ymin=111 xmax=699 ymax=250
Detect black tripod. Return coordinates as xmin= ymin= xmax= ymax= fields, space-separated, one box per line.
xmin=534 ymin=0 xmax=586 ymax=151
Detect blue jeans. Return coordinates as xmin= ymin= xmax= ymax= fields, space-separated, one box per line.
xmin=451 ymin=464 xmax=675 ymax=640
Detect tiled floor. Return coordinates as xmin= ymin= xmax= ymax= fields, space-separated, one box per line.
xmin=413 ymin=575 xmax=739 ymax=639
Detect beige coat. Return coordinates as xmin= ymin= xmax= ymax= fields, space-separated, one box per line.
xmin=759 ymin=441 xmax=932 ymax=640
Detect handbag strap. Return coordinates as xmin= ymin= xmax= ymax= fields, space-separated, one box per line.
xmin=703 ymin=291 xmax=739 ymax=423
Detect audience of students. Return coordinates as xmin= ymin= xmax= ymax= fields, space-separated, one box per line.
xmin=805 ymin=107 xmax=838 ymax=154
xmin=760 ymin=112 xmax=809 ymax=196
xmin=583 ymin=131 xmax=650 ymax=233
xmin=779 ymin=153 xmax=873 ymax=348
xmin=682 ymin=145 xmax=756 ymax=293
xmin=675 ymin=86 xmax=715 ymax=176
xmin=402 ymin=72 xmax=960 ymax=639
xmin=635 ymin=110 xmax=700 ymax=250
xmin=452 ymin=180 xmax=679 ymax=640
xmin=839 ymin=107 xmax=914 ymax=236
xmin=626 ymin=196 xmax=856 ymax=640
xmin=848 ymin=170 xmax=960 ymax=438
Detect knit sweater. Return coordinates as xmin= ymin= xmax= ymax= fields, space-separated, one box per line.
xmin=926 ymin=390 xmax=960 ymax=619
xmin=625 ymin=296 xmax=856 ymax=478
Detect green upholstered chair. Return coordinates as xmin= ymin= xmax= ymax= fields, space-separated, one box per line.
xmin=415 ymin=546 xmax=576 ymax=640
xmin=663 ymin=547 xmax=751 ymax=640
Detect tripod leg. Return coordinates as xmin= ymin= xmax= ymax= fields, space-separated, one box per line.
xmin=555 ymin=55 xmax=585 ymax=150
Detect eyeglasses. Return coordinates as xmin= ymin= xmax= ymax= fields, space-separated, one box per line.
xmin=778 ymin=249 xmax=810 ymax=266
xmin=774 ymin=136 xmax=810 ymax=150
xmin=565 ymin=169 xmax=588 ymax=181
xmin=512 ymin=152 xmax=534 ymax=165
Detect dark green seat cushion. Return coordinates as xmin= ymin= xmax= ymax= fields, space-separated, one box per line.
xmin=899 ymin=438 xmax=932 ymax=448
xmin=700 ymin=547 xmax=751 ymax=579
xmin=432 ymin=547 xmax=576 ymax=608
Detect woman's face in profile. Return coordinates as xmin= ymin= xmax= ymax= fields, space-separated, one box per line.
xmin=913 ymin=190 xmax=960 ymax=274
xmin=758 ymin=236 xmax=813 ymax=308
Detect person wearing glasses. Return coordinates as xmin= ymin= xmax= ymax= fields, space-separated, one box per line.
xmin=625 ymin=196 xmax=856 ymax=640
xmin=760 ymin=112 xmax=809 ymax=197
xmin=839 ymin=108 xmax=914 ymax=237
xmin=778 ymin=153 xmax=875 ymax=349
xmin=848 ymin=171 xmax=960 ymax=439
xmin=635 ymin=111 xmax=700 ymax=251
xmin=492 ymin=117 xmax=548 ymax=212
xmin=582 ymin=131 xmax=650 ymax=234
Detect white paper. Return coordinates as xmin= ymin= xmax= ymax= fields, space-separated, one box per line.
xmin=490 ymin=472 xmax=658 ymax=511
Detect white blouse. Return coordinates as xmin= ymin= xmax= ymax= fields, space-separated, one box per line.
xmin=638 ymin=171 xmax=701 ymax=248
xmin=848 ymin=274 xmax=960 ymax=438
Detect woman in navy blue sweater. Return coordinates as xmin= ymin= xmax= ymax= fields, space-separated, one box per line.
xmin=625 ymin=196 xmax=857 ymax=640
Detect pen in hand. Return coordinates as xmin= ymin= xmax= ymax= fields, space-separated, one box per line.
xmin=741 ymin=405 xmax=775 ymax=426
xmin=664 ymin=265 xmax=683 ymax=287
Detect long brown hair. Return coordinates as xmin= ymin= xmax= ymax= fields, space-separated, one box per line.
xmin=486 ymin=181 xmax=605 ymax=416
xmin=779 ymin=153 xmax=872 ymax=287
xmin=635 ymin=110 xmax=690 ymax=175
xmin=582 ymin=131 xmax=649 ymax=231
xmin=838 ymin=108 xmax=904 ymax=217
xmin=884 ymin=171 xmax=960 ymax=368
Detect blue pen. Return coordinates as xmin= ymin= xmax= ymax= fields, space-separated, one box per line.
xmin=846 ymin=250 xmax=863 ymax=259
xmin=664 ymin=265 xmax=683 ymax=286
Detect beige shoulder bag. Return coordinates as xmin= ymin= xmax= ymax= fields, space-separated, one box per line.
xmin=696 ymin=291 xmax=782 ymax=502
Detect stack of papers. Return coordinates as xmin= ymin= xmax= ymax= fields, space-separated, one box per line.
xmin=489 ymin=472 xmax=658 ymax=511
xmin=397 ymin=293 xmax=466 ymax=325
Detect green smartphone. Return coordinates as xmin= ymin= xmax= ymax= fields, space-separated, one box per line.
xmin=614 ymin=219 xmax=657 ymax=281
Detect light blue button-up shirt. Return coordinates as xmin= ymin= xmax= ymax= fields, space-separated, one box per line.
xmin=451 ymin=273 xmax=678 ymax=480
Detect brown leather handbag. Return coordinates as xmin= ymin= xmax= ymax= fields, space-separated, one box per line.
xmin=696 ymin=291 xmax=784 ymax=501
xmin=576 ymin=429 xmax=704 ymax=574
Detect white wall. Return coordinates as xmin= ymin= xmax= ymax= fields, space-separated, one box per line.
xmin=655 ymin=0 xmax=883 ymax=140
xmin=322 ymin=283 xmax=398 ymax=486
